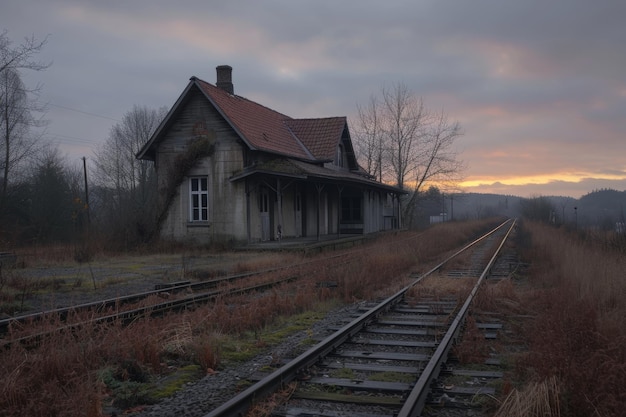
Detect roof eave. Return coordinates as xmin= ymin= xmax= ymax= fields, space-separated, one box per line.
xmin=253 ymin=147 xmax=330 ymax=164
xmin=230 ymin=168 xmax=307 ymax=182
xmin=231 ymin=161 xmax=406 ymax=194
xmin=316 ymin=175 xmax=407 ymax=194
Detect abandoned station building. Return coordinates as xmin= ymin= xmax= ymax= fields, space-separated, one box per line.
xmin=137 ymin=65 xmax=404 ymax=245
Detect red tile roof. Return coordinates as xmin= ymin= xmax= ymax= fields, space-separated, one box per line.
xmin=136 ymin=74 xmax=405 ymax=194
xmin=285 ymin=117 xmax=346 ymax=160
xmin=195 ymin=78 xmax=347 ymax=162
xmin=138 ymin=76 xmax=351 ymax=164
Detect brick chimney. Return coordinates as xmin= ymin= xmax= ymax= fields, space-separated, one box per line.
xmin=216 ymin=65 xmax=233 ymax=94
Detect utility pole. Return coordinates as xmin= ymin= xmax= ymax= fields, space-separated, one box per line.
xmin=82 ymin=157 xmax=90 ymax=227
xmin=450 ymin=194 xmax=454 ymax=221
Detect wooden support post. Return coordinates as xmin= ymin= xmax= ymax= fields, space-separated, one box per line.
xmin=276 ymin=178 xmax=283 ymax=241
xmin=245 ymin=179 xmax=251 ymax=243
xmin=337 ymin=185 xmax=343 ymax=235
xmin=315 ymin=183 xmax=325 ymax=241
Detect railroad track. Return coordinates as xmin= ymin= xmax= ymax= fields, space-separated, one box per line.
xmin=0 ymin=274 xmax=305 ymax=349
xmin=0 ymin=239 xmax=377 ymax=335
xmin=203 ymin=219 xmax=516 ymax=417
xmin=1 ymin=218 xmax=505 ymax=341
xmin=0 ymin=229 xmax=427 ymax=347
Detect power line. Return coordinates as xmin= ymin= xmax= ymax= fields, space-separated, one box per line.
xmin=48 ymin=102 xmax=120 ymax=122
xmin=9 ymin=87 xmax=121 ymax=122
xmin=47 ymin=133 xmax=99 ymax=146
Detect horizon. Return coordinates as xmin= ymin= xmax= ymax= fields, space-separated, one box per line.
xmin=430 ymin=187 xmax=625 ymax=201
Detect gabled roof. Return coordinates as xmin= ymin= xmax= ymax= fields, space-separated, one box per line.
xmin=194 ymin=78 xmax=315 ymax=160
xmin=285 ymin=117 xmax=347 ymax=160
xmin=137 ymin=76 xmax=351 ymax=164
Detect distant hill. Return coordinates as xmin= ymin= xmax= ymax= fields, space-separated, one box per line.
xmin=441 ymin=189 xmax=625 ymax=230
xmin=576 ymin=189 xmax=626 ymax=229
xmin=446 ymin=193 xmax=524 ymax=221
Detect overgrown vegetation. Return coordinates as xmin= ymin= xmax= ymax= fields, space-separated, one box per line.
xmin=156 ymin=136 xmax=215 ymax=231
xmin=413 ymin=219 xmax=626 ymax=416
xmin=507 ymin=220 xmax=626 ymax=417
xmin=0 ymin=219 xmax=498 ymax=416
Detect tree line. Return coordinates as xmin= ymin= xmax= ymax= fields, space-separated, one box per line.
xmin=0 ymin=30 xmax=465 ymax=252
xmin=0 ymin=31 xmax=167 ymax=251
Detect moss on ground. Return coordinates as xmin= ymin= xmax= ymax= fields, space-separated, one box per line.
xmin=148 ymin=364 xmax=203 ymax=400
xmin=369 ymin=371 xmax=415 ymax=384
xmin=219 ymin=305 xmax=334 ymax=365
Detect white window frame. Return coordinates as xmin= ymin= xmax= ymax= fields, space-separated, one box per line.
xmin=189 ymin=176 xmax=209 ymax=222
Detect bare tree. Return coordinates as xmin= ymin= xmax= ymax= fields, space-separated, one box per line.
xmin=402 ymin=109 xmax=465 ymax=223
xmin=0 ymin=31 xmax=49 ymax=76
xmin=0 ymin=69 xmax=45 ymax=202
xmin=382 ymin=82 xmax=427 ymax=190
xmin=0 ymin=31 xmax=49 ymax=219
xmin=354 ymin=82 xmax=464 ymax=227
xmin=354 ymin=95 xmax=384 ymax=182
xmin=93 ymin=105 xmax=166 ymax=199
xmin=355 ymin=83 xmax=428 ymax=189
xmin=92 ymin=105 xmax=167 ymax=244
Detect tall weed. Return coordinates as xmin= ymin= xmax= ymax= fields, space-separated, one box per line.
xmin=515 ymin=221 xmax=626 ymax=417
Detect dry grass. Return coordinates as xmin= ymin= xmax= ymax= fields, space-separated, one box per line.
xmin=0 ymin=218 xmax=502 ymax=416
xmin=454 ymin=315 xmax=491 ymax=364
xmin=502 ymin=221 xmax=626 ymax=417
xmin=245 ymin=382 xmax=297 ymax=417
xmin=473 ymin=277 xmax=523 ymax=314
xmin=409 ymin=274 xmax=475 ymax=300
xmin=494 ymin=376 xmax=561 ymax=417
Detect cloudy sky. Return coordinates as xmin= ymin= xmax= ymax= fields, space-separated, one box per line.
xmin=4 ymin=0 xmax=626 ymax=198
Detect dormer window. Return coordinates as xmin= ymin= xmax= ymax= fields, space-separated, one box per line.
xmin=336 ymin=144 xmax=344 ymax=168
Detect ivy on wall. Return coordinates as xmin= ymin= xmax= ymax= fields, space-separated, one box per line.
xmin=155 ymin=134 xmax=216 ymax=229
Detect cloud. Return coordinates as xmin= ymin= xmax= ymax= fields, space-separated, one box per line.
xmin=3 ymin=0 xmax=626 ymax=198
xmin=462 ymin=172 xmax=626 ymax=198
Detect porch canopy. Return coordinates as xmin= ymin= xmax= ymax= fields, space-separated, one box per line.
xmin=231 ymin=158 xmax=406 ymax=240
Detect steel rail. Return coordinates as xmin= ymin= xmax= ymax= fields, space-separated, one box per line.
xmin=0 ymin=224 xmax=435 ymax=335
xmin=0 ymin=268 xmax=287 ymax=334
xmin=203 ymin=218 xmax=513 ymax=417
xmin=1 ymin=229 xmax=421 ymax=344
xmin=397 ymin=218 xmax=517 ymax=417
xmin=0 ymin=274 xmax=299 ymax=349
xmin=0 ymin=243 xmax=367 ymax=335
